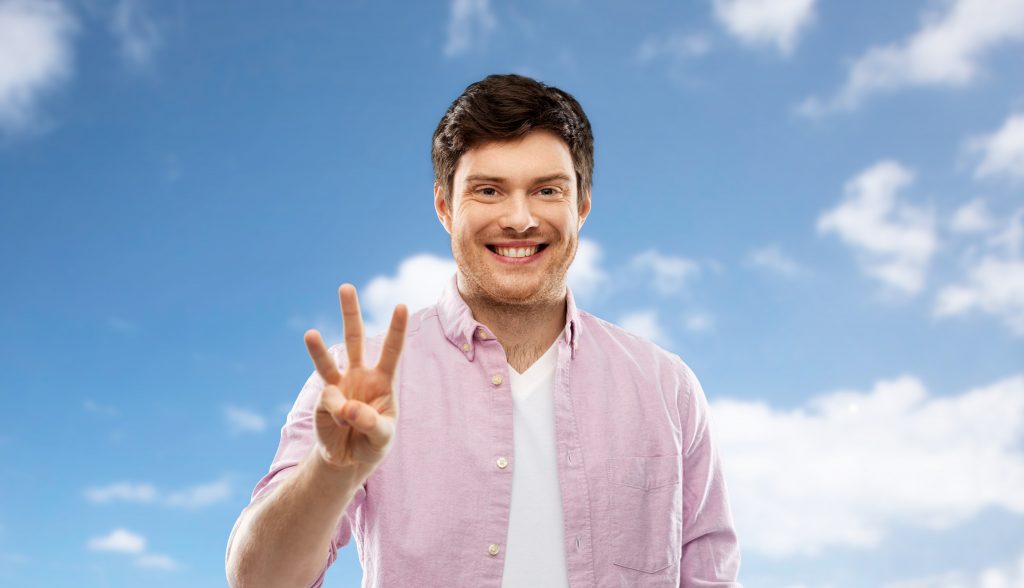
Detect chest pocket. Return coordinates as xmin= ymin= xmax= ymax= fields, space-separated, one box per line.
xmin=607 ymin=455 xmax=683 ymax=575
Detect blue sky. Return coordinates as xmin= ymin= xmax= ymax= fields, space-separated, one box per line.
xmin=1 ymin=0 xmax=1023 ymax=586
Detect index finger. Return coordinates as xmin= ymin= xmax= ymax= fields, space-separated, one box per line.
xmin=303 ymin=329 xmax=342 ymax=386
xmin=339 ymin=284 xmax=365 ymax=368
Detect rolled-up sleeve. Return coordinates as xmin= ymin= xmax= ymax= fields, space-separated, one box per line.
xmin=677 ymin=360 xmax=742 ymax=587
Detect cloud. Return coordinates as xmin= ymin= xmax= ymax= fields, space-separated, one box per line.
xmin=745 ymin=244 xmax=802 ymax=277
xmin=685 ymin=312 xmax=715 ymax=333
xmin=636 ymin=31 xmax=711 ymax=63
xmin=618 ymin=309 xmax=670 ymax=347
xmin=799 ymin=0 xmax=1024 ymax=115
xmin=568 ymin=238 xmax=608 ymax=304
xmin=135 ymin=553 xmax=179 ymax=571
xmin=0 ymin=0 xmax=76 ymax=134
xmin=630 ymin=249 xmax=700 ymax=295
xmin=966 ymin=112 xmax=1024 ymax=182
xmin=443 ymin=0 xmax=495 ymax=58
xmin=85 ymin=477 xmax=232 ymax=509
xmin=87 ymin=529 xmax=145 ymax=554
xmin=949 ymin=198 xmax=994 ymax=234
xmin=83 ymin=399 xmax=119 ymax=417
xmin=362 ymin=253 xmax=458 ymax=336
xmin=883 ymin=550 xmax=1024 ymax=588
xmin=84 ymin=482 xmax=158 ymax=504
xmin=110 ymin=0 xmax=160 ymax=68
xmin=712 ymin=0 xmax=816 ymax=56
xmin=224 ymin=405 xmax=267 ymax=434
xmin=935 ymin=210 xmax=1024 ymax=335
xmin=715 ymin=373 xmax=1024 ymax=557
xmin=817 ymin=160 xmax=937 ymax=295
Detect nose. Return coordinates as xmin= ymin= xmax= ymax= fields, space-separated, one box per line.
xmin=499 ymin=193 xmax=539 ymax=234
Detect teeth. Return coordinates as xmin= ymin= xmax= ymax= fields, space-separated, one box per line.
xmin=494 ymin=246 xmax=539 ymax=258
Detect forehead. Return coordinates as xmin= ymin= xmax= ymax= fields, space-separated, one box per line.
xmin=453 ymin=129 xmax=575 ymax=183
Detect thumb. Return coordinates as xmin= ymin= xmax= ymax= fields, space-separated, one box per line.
xmin=341 ymin=399 xmax=394 ymax=450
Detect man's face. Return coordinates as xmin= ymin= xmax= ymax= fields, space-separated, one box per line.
xmin=435 ymin=129 xmax=591 ymax=307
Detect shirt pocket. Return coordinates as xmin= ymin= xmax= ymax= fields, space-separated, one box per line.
xmin=606 ymin=455 xmax=682 ymax=574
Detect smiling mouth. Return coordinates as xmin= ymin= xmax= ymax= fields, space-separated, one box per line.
xmin=486 ymin=244 xmax=549 ymax=258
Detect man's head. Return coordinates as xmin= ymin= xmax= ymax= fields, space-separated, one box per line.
xmin=432 ymin=74 xmax=594 ymax=307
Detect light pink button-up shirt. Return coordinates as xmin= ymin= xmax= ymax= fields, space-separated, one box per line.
xmin=241 ymin=276 xmax=742 ymax=587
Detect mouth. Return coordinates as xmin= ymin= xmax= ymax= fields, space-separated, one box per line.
xmin=485 ymin=242 xmax=549 ymax=262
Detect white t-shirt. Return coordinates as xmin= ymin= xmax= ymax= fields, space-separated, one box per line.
xmin=500 ymin=341 xmax=570 ymax=587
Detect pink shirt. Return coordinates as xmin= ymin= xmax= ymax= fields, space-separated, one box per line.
xmin=241 ymin=277 xmax=742 ymax=587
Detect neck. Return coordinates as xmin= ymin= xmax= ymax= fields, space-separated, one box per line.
xmin=457 ymin=273 xmax=567 ymax=373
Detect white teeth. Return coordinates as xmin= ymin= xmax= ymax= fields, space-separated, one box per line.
xmin=494 ymin=246 xmax=539 ymax=258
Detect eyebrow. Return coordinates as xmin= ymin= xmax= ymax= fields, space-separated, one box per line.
xmin=464 ymin=173 xmax=573 ymax=185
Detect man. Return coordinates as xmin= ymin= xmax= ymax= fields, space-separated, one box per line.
xmin=226 ymin=74 xmax=742 ymax=587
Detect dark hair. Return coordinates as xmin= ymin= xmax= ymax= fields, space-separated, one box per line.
xmin=432 ymin=73 xmax=594 ymax=209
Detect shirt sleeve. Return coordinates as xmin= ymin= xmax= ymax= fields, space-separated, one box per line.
xmin=676 ymin=359 xmax=743 ymax=587
xmin=230 ymin=343 xmax=366 ymax=588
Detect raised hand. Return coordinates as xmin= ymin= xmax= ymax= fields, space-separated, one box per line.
xmin=303 ymin=284 xmax=408 ymax=474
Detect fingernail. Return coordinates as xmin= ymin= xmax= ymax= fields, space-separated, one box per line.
xmin=347 ymin=404 xmax=359 ymax=420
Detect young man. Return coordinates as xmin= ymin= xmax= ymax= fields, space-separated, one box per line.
xmin=226 ymin=74 xmax=742 ymax=587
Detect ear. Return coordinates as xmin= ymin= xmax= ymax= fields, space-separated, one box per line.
xmin=577 ymin=189 xmax=592 ymax=230
xmin=434 ymin=181 xmax=453 ymax=235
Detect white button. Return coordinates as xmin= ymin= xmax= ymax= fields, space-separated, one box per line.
xmin=462 ymin=342 xmax=470 ymax=352
xmin=491 ymin=374 xmax=503 ymax=386
xmin=496 ymin=457 xmax=508 ymax=469
xmin=488 ymin=543 xmax=500 ymax=556
xmin=478 ymin=328 xmax=489 ymax=340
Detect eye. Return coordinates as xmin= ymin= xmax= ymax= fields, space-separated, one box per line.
xmin=538 ymin=187 xmax=562 ymax=196
xmin=476 ymin=187 xmax=499 ymax=197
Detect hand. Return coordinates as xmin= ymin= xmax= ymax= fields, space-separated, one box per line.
xmin=303 ymin=284 xmax=408 ymax=474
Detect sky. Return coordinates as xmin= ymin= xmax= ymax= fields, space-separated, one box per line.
xmin=1 ymin=0 xmax=1023 ymax=586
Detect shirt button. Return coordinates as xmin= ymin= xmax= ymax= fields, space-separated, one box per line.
xmin=488 ymin=543 xmax=500 ymax=556
xmin=478 ymin=328 xmax=489 ymax=340
xmin=496 ymin=456 xmax=508 ymax=469
xmin=462 ymin=342 xmax=470 ymax=352
xmin=491 ymin=374 xmax=503 ymax=386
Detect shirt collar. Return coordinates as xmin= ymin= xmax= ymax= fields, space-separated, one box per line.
xmin=437 ymin=273 xmax=583 ymax=360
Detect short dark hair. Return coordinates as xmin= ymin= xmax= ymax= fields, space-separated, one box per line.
xmin=432 ymin=73 xmax=594 ymax=209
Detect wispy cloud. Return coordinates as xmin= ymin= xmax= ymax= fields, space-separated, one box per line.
xmin=135 ymin=553 xmax=179 ymax=571
xmin=84 ymin=477 xmax=232 ymax=509
xmin=935 ymin=209 xmax=1024 ymax=335
xmin=949 ymin=198 xmax=994 ymax=234
xmin=745 ymin=244 xmax=802 ymax=277
xmin=618 ymin=309 xmax=671 ymax=347
xmin=87 ymin=528 xmax=145 ymax=553
xmin=630 ymin=249 xmax=701 ymax=296
xmin=84 ymin=399 xmax=120 ymax=417
xmin=567 ymin=238 xmax=608 ymax=305
xmin=110 ymin=0 xmax=160 ymax=68
xmin=818 ymin=160 xmax=937 ymax=295
xmin=717 ymin=373 xmax=1024 ymax=556
xmin=0 ymin=0 xmax=76 ymax=134
xmin=636 ymin=31 xmax=711 ymax=64
xmin=443 ymin=0 xmax=496 ymax=58
xmin=799 ymin=0 xmax=1024 ymax=116
xmin=965 ymin=112 xmax=1024 ymax=183
xmin=884 ymin=549 xmax=1024 ymax=588
xmin=224 ymin=405 xmax=267 ymax=434
xmin=685 ymin=312 xmax=715 ymax=333
xmin=712 ymin=0 xmax=816 ymax=56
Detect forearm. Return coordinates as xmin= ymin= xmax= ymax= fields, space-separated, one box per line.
xmin=226 ymin=449 xmax=366 ymax=588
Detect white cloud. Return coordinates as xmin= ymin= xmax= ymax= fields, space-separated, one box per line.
xmin=362 ymin=253 xmax=458 ymax=336
xmin=567 ymin=237 xmax=608 ymax=305
xmin=712 ymin=0 xmax=816 ymax=56
xmin=715 ymin=373 xmax=1024 ymax=557
xmin=110 ymin=0 xmax=160 ymax=68
xmin=817 ymin=160 xmax=937 ymax=294
xmin=135 ymin=552 xmax=179 ymax=571
xmin=224 ymin=405 xmax=266 ymax=434
xmin=799 ymin=0 xmax=1024 ymax=115
xmin=85 ymin=477 xmax=232 ymax=509
xmin=745 ymin=244 xmax=802 ymax=276
xmin=163 ymin=478 xmax=231 ymax=509
xmin=618 ymin=309 xmax=670 ymax=347
xmin=967 ymin=113 xmax=1024 ymax=182
xmin=83 ymin=399 xmax=119 ymax=417
xmin=0 ymin=0 xmax=76 ymax=133
xmin=84 ymin=482 xmax=158 ymax=505
xmin=884 ymin=550 xmax=1024 ymax=588
xmin=87 ymin=529 xmax=146 ymax=554
xmin=136 ymin=552 xmax=179 ymax=570
xmin=685 ymin=312 xmax=715 ymax=333
xmin=443 ymin=0 xmax=495 ymax=58
xmin=950 ymin=198 xmax=994 ymax=234
xmin=935 ymin=210 xmax=1024 ymax=335
xmin=630 ymin=249 xmax=700 ymax=295
xmin=636 ymin=31 xmax=711 ymax=63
